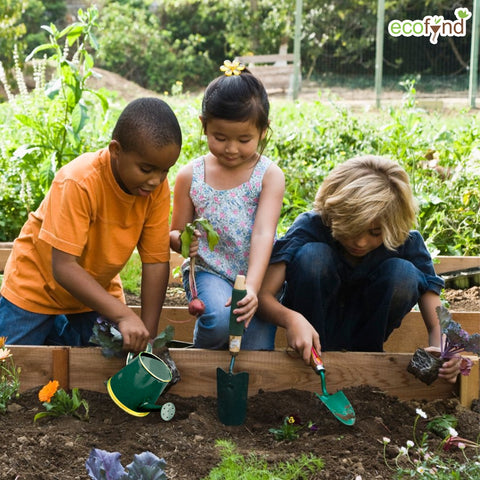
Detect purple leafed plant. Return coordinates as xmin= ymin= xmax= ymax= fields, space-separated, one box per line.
xmin=437 ymin=306 xmax=480 ymax=375
xmin=85 ymin=448 xmax=167 ymax=480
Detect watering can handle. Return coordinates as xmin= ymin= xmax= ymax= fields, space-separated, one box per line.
xmin=126 ymin=342 xmax=153 ymax=365
xmin=310 ymin=347 xmax=325 ymax=373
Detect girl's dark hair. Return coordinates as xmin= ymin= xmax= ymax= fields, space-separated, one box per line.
xmin=201 ymin=69 xmax=270 ymax=138
xmin=112 ymin=97 xmax=182 ymax=153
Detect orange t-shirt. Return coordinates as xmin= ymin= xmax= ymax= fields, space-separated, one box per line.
xmin=1 ymin=148 xmax=171 ymax=314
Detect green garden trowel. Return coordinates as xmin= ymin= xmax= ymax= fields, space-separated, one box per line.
xmin=216 ymin=275 xmax=249 ymax=426
xmin=310 ymin=347 xmax=355 ymax=426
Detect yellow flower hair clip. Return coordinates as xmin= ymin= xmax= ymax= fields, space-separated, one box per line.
xmin=220 ymin=60 xmax=245 ymax=76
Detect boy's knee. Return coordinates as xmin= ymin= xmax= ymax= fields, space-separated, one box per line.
xmin=291 ymin=243 xmax=336 ymax=279
xmin=377 ymin=258 xmax=423 ymax=302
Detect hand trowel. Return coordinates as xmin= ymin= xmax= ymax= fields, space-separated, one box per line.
xmin=216 ymin=275 xmax=249 ymax=426
xmin=311 ymin=346 xmax=356 ymax=426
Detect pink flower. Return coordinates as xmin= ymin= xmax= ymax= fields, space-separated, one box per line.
xmin=459 ymin=357 xmax=473 ymax=376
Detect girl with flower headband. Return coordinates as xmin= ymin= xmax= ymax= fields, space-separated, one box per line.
xmin=170 ymin=60 xmax=285 ymax=349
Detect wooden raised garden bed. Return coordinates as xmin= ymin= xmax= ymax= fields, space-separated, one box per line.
xmin=1 ymin=244 xmax=479 ymax=407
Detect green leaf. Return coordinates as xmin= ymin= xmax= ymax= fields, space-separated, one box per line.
xmin=14 ymin=114 xmax=40 ymax=130
xmin=194 ymin=218 xmax=220 ymax=251
xmin=25 ymin=44 xmax=56 ymax=62
xmin=152 ymin=325 xmax=175 ymax=349
xmin=33 ymin=411 xmax=54 ymax=422
xmin=426 ymin=414 xmax=457 ymax=438
xmin=179 ymin=224 xmax=194 ymax=259
xmin=179 ymin=218 xmax=219 ymax=259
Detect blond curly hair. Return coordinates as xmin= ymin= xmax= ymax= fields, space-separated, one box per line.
xmin=313 ymin=155 xmax=417 ymax=250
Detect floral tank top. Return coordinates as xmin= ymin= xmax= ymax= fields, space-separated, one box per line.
xmin=182 ymin=155 xmax=273 ymax=284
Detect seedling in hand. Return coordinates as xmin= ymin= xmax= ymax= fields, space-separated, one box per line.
xmin=180 ymin=218 xmax=219 ymax=316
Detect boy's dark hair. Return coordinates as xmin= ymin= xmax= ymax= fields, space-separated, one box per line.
xmin=201 ymin=69 xmax=270 ymax=135
xmin=112 ymin=97 xmax=182 ymax=153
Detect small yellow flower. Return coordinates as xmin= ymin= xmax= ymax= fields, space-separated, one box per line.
xmin=0 ymin=336 xmax=6 ymax=348
xmin=38 ymin=380 xmax=60 ymax=403
xmin=0 ymin=347 xmax=12 ymax=361
xmin=288 ymin=416 xmax=295 ymax=424
xmin=220 ymin=60 xmax=245 ymax=76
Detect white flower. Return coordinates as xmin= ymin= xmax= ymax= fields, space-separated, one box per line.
xmin=383 ymin=437 xmax=391 ymax=444
xmin=407 ymin=440 xmax=414 ymax=448
xmin=448 ymin=427 xmax=458 ymax=437
xmin=417 ymin=466 xmax=426 ymax=473
xmin=0 ymin=347 xmax=12 ymax=361
xmin=416 ymin=408 xmax=427 ymax=418
xmin=399 ymin=446 xmax=408 ymax=455
xmin=458 ymin=442 xmax=466 ymax=450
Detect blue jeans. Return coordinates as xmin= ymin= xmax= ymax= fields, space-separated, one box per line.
xmin=183 ymin=270 xmax=277 ymax=350
xmin=282 ymin=243 xmax=428 ymax=351
xmin=0 ymin=296 xmax=97 ymax=346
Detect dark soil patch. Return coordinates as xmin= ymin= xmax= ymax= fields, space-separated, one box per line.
xmin=3 ymin=385 xmax=480 ymax=479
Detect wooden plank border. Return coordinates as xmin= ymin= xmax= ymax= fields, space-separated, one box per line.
xmin=8 ymin=346 xmax=478 ymax=407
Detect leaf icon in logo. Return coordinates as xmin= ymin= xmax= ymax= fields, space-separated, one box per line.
xmin=455 ymin=8 xmax=472 ymax=20
xmin=433 ymin=15 xmax=443 ymax=25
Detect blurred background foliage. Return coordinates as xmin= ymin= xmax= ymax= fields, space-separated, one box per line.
xmin=0 ymin=1 xmax=478 ymax=255
xmin=0 ymin=0 xmax=473 ymax=94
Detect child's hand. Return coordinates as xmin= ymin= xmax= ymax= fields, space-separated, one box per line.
xmin=424 ymin=346 xmax=460 ymax=384
xmin=117 ymin=314 xmax=151 ymax=353
xmin=438 ymin=356 xmax=461 ymax=383
xmin=226 ymin=287 xmax=258 ymax=328
xmin=284 ymin=313 xmax=321 ymax=365
xmin=188 ymin=229 xmax=201 ymax=257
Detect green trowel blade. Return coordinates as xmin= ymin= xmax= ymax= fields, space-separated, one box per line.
xmin=315 ymin=391 xmax=356 ymax=426
xmin=216 ymin=367 xmax=249 ymax=426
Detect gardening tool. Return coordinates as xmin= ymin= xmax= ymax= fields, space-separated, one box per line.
xmin=216 ymin=274 xmax=249 ymax=426
xmin=107 ymin=343 xmax=175 ymax=420
xmin=310 ymin=346 xmax=355 ymax=426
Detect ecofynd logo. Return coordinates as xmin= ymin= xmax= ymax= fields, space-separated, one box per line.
xmin=388 ymin=8 xmax=472 ymax=45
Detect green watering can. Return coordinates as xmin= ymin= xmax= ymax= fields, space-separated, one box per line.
xmin=107 ymin=343 xmax=175 ymax=420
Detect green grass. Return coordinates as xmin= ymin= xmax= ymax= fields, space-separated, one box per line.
xmin=119 ymin=251 xmax=141 ymax=295
xmin=203 ymin=440 xmax=325 ymax=480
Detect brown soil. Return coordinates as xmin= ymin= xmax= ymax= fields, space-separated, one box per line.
xmin=3 ymin=385 xmax=480 ymax=480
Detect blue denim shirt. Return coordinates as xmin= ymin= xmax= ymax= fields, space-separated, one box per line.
xmin=271 ymin=211 xmax=444 ymax=295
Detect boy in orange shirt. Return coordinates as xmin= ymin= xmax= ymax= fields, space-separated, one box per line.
xmin=0 ymin=97 xmax=182 ymax=352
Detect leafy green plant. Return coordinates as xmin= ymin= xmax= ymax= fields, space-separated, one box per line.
xmin=426 ymin=414 xmax=458 ymax=439
xmin=204 ymin=439 xmax=324 ymax=479
xmin=20 ymin=5 xmax=107 ymax=178
xmin=269 ymin=414 xmax=305 ymax=441
xmin=0 ymin=337 xmax=21 ymax=413
xmin=34 ymin=380 xmax=89 ymax=422
xmin=382 ymin=407 xmax=480 ymax=479
xmin=86 ymin=448 xmax=167 ymax=480
xmin=180 ymin=217 xmax=219 ymax=316
xmin=0 ymin=5 xmax=115 ymax=241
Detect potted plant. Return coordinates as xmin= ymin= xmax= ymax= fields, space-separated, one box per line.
xmin=407 ymin=306 xmax=480 ymax=385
